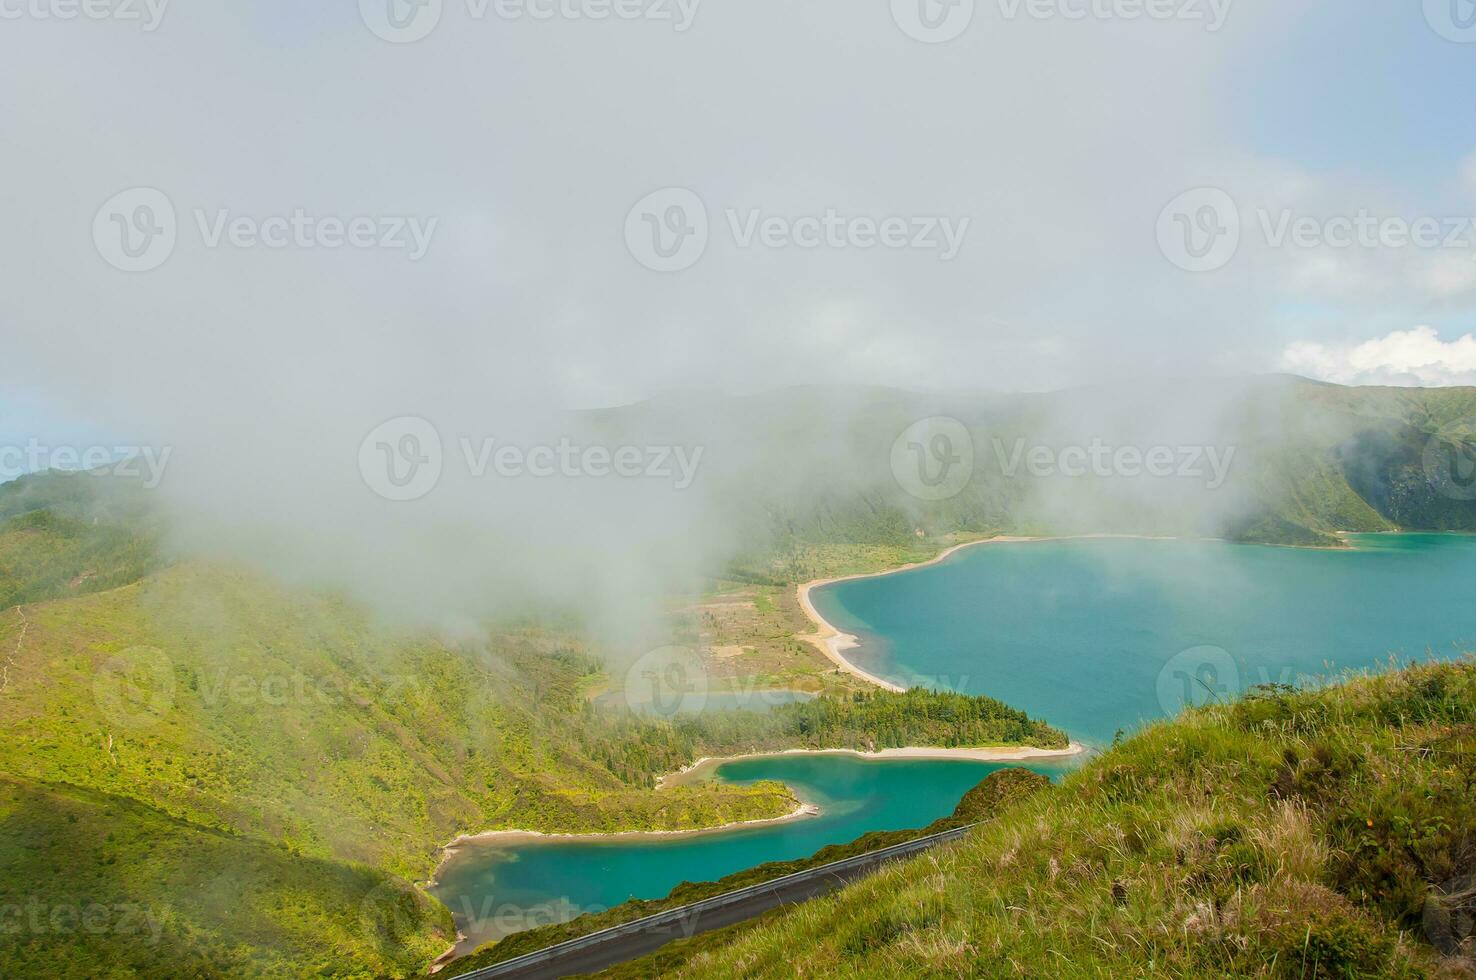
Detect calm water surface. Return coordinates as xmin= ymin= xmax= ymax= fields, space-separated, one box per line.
xmin=814 ymin=534 xmax=1476 ymax=745
xmin=432 ymin=753 xmax=1072 ymax=949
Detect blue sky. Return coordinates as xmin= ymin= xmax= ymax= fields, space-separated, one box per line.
xmin=1235 ymin=4 xmax=1475 ymax=190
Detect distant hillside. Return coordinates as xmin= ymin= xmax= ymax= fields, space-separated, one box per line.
xmin=674 ymin=378 xmax=1476 ymax=570
xmin=0 ymin=472 xmax=161 ymax=608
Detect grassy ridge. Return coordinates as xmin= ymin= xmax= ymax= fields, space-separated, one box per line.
xmin=634 ymin=660 xmax=1476 ymax=978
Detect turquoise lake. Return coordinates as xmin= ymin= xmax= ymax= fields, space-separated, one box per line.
xmin=434 ymin=534 xmax=1476 ymax=947
xmin=432 ymin=753 xmax=1075 ymax=951
xmin=813 ymin=534 xmax=1476 ymax=746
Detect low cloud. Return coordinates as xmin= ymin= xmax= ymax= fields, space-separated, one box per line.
xmin=1280 ymin=326 xmax=1476 ymax=387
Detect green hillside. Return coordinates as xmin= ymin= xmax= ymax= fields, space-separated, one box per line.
xmin=0 ymin=472 xmax=1067 ymax=976
xmin=620 ymin=660 xmax=1476 ymax=978
xmin=0 ymin=775 xmax=451 ymax=979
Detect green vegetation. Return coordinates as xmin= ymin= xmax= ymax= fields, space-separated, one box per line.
xmin=0 ymin=474 xmax=1062 ymax=977
xmin=449 ymin=767 xmax=1052 ymax=975
xmin=0 ymin=775 xmax=450 ymax=979
xmin=628 ymin=660 xmax=1476 ymax=978
xmin=580 ymin=689 xmax=1065 ymax=791
xmin=0 ymin=473 xmax=160 ymax=608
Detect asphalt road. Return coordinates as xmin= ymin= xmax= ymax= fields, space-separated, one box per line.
xmin=449 ymin=825 xmax=972 ymax=980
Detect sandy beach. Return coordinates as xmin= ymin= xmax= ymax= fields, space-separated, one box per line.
xmin=658 ymin=743 xmax=1087 ymax=789
xmin=795 ymin=535 xmax=1047 ymax=692
xmin=435 ymin=801 xmax=823 ymax=862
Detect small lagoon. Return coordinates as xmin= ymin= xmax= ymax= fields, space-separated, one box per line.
xmin=431 ymin=753 xmax=1074 ymax=952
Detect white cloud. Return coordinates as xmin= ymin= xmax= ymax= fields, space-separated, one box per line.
xmin=1280 ymin=326 xmax=1476 ymax=387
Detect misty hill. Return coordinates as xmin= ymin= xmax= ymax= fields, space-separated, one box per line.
xmin=582 ymin=377 xmax=1476 ymax=571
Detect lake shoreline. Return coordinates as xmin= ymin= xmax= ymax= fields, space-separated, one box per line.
xmin=432 ymin=740 xmax=1084 ymax=878
xmin=433 ymin=800 xmax=824 ymax=869
xmin=657 ymin=743 xmax=1088 ymax=789
xmin=798 ymin=534 xmax=1161 ymax=691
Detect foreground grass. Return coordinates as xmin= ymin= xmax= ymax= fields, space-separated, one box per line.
xmin=616 ymin=661 xmax=1476 ymax=978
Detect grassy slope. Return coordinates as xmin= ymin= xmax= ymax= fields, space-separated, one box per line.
xmin=0 ymin=775 xmax=451 ymax=979
xmin=632 ymin=660 xmax=1476 ymax=978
